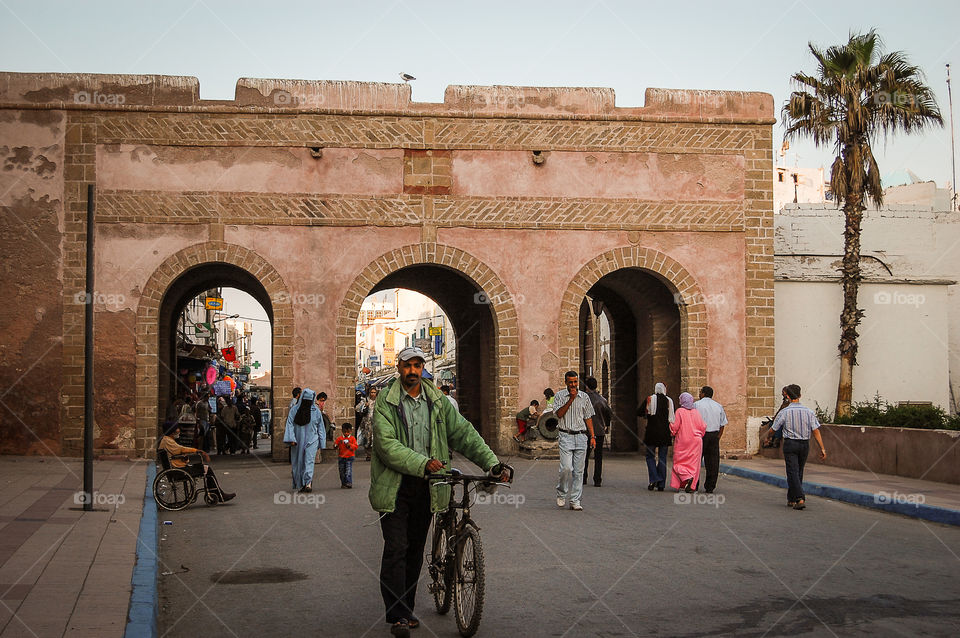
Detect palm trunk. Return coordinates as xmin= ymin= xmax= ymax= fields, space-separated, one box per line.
xmin=835 ymin=196 xmax=866 ymax=419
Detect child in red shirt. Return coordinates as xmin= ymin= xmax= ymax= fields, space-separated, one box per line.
xmin=334 ymin=423 xmax=359 ymax=488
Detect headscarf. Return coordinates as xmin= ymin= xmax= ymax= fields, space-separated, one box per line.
xmin=679 ymin=392 xmax=695 ymax=410
xmin=293 ymin=388 xmax=316 ymax=425
xmin=647 ymin=382 xmax=675 ymax=423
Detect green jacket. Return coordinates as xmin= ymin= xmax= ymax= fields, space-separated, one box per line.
xmin=368 ymin=377 xmax=499 ymax=513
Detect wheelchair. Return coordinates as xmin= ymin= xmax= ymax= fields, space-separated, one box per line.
xmin=153 ymin=448 xmax=222 ymax=511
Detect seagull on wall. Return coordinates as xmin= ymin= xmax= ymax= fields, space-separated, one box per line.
xmin=399 ymin=73 xmax=416 ymax=82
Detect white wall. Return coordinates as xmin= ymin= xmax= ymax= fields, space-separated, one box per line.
xmin=775 ymin=203 xmax=959 ymax=415
xmin=776 ymin=281 xmax=950 ymax=415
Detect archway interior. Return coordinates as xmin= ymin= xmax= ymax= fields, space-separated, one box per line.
xmin=366 ymin=265 xmax=495 ymax=440
xmin=157 ymin=263 xmax=274 ymax=442
xmin=581 ymin=268 xmax=681 ymax=452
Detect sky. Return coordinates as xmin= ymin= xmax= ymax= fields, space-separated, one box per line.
xmin=3 ymin=1 xmax=960 ymax=187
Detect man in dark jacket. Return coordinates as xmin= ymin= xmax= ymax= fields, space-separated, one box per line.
xmin=370 ymin=346 xmax=510 ymax=638
xmin=583 ymin=377 xmax=612 ymax=487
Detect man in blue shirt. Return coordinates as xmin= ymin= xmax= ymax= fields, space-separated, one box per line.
xmin=764 ymin=384 xmax=827 ymax=509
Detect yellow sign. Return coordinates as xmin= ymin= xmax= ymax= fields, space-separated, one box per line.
xmin=428 ymin=326 xmax=443 ymax=336
xmin=205 ymin=297 xmax=224 ymax=310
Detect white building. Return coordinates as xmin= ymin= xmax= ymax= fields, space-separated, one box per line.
xmin=775 ymin=181 xmax=960 ymax=416
xmin=356 ymin=290 xmax=456 ymax=380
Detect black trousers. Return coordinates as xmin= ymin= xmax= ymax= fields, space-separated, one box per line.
xmin=782 ymin=438 xmax=809 ymax=503
xmin=380 ymin=475 xmax=433 ymax=623
xmin=583 ymin=434 xmax=604 ymax=485
xmin=701 ymin=431 xmax=721 ymax=492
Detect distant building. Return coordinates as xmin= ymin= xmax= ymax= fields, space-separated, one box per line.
xmin=774 ymin=164 xmax=827 ymax=212
xmin=775 ymin=175 xmax=959 ymax=420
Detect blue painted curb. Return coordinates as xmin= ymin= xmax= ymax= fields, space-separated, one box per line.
xmin=125 ymin=462 xmax=158 ymax=638
xmin=719 ymin=463 xmax=960 ymax=527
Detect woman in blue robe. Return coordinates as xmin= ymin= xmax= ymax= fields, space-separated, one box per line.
xmin=283 ymin=387 xmax=325 ymax=492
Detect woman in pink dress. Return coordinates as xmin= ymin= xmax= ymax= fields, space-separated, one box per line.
xmin=670 ymin=392 xmax=707 ymax=492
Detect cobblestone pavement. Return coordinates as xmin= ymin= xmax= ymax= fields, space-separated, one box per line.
xmin=157 ymin=450 xmax=960 ymax=638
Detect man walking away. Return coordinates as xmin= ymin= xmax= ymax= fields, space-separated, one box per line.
xmin=763 ymin=384 xmax=827 ymax=510
xmin=583 ymin=377 xmax=611 ymax=487
xmin=694 ymin=386 xmax=727 ymax=493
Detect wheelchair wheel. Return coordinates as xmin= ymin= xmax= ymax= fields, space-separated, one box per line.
xmin=154 ymin=468 xmax=195 ymax=511
xmin=204 ymin=490 xmax=219 ymax=506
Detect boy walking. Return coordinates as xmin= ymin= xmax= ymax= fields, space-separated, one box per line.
xmin=335 ymin=423 xmax=359 ymax=488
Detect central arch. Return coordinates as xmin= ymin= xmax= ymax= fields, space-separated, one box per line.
xmin=336 ymin=243 xmax=520 ymax=451
xmin=559 ymin=246 xmax=709 ymax=451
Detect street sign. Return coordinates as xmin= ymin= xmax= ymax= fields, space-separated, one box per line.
xmin=205 ymin=297 xmax=223 ymax=310
xmin=434 ymin=334 xmax=443 ymax=356
xmin=428 ymin=326 xmax=443 ymax=336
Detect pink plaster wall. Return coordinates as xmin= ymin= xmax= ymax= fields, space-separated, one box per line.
xmin=436 ymin=227 xmax=747 ymax=426
xmin=97 ymin=145 xmax=404 ymax=195
xmin=451 ymin=151 xmax=744 ymax=200
xmin=225 ymin=224 xmax=422 ymax=419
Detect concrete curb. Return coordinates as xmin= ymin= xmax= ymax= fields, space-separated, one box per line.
xmin=719 ymin=463 xmax=960 ymax=527
xmin=125 ymin=462 xmax=158 ymax=638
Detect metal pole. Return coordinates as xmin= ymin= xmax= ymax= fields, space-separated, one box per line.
xmin=83 ymin=184 xmax=95 ymax=511
xmin=948 ymin=64 xmax=957 ymax=211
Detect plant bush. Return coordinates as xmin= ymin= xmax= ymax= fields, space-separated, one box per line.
xmin=826 ymin=392 xmax=956 ymax=430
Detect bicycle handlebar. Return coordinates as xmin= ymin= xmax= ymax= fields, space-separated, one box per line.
xmin=426 ymin=464 xmax=514 ymax=484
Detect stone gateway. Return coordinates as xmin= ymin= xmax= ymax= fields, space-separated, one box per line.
xmin=0 ymin=73 xmax=775 ymax=459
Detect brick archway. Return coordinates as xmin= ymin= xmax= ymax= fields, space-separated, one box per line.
xmin=135 ymin=241 xmax=293 ymax=458
xmin=336 ymin=243 xmax=520 ymax=450
xmin=558 ymin=246 xmax=708 ymax=393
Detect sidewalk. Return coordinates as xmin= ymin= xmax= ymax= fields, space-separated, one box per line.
xmin=720 ymin=456 xmax=960 ymax=526
xmin=0 ymin=456 xmax=146 ymax=638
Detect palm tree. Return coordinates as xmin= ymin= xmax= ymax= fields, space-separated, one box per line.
xmin=783 ymin=30 xmax=942 ymax=418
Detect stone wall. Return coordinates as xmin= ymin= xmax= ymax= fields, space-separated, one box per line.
xmin=0 ymin=73 xmax=776 ymax=457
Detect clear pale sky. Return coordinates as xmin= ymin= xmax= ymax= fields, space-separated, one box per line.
xmin=3 ymin=1 xmax=959 ymax=186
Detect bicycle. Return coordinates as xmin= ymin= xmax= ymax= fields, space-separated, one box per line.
xmin=426 ymin=464 xmax=513 ymax=637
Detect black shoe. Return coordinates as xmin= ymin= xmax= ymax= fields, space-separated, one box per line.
xmin=408 ymin=616 xmax=420 ymax=629
xmin=594 ymin=482 xmax=601 ymax=487
xmin=656 ymin=485 xmax=665 ymax=492
xmin=390 ymin=619 xmax=410 ymax=637
xmin=219 ymin=492 xmax=236 ymax=503
xmin=648 ymin=482 xmax=656 ymax=491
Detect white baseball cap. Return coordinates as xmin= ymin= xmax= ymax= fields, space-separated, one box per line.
xmin=397 ymin=346 xmax=427 ymax=362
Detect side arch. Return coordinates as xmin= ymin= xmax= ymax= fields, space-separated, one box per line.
xmin=135 ymin=241 xmax=294 ymax=458
xmin=558 ymin=246 xmax=709 ymax=393
xmin=335 ymin=243 xmax=520 ymax=450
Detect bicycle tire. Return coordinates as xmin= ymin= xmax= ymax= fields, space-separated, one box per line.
xmin=453 ymin=524 xmax=485 ymax=637
xmin=153 ymin=468 xmax=195 ymax=511
xmin=429 ymin=514 xmax=453 ymax=614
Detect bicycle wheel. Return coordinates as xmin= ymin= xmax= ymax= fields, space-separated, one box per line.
xmin=453 ymin=524 xmax=485 ymax=637
xmin=153 ymin=468 xmax=195 ymax=511
xmin=429 ymin=514 xmax=453 ymax=614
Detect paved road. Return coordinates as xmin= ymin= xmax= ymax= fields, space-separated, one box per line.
xmin=158 ymin=450 xmax=960 ymax=637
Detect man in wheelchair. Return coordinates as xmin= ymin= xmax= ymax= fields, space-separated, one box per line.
xmin=160 ymin=423 xmax=236 ymax=503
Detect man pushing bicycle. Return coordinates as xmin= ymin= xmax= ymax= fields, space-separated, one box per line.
xmin=369 ymin=346 xmax=511 ymax=638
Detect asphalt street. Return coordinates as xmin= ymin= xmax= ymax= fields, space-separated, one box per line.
xmin=157 ymin=447 xmax=960 ymax=637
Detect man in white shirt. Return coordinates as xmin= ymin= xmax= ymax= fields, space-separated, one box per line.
xmin=440 ymin=384 xmax=459 ymax=412
xmin=693 ymin=386 xmax=727 ymax=494
xmin=553 ymin=371 xmax=596 ymax=511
